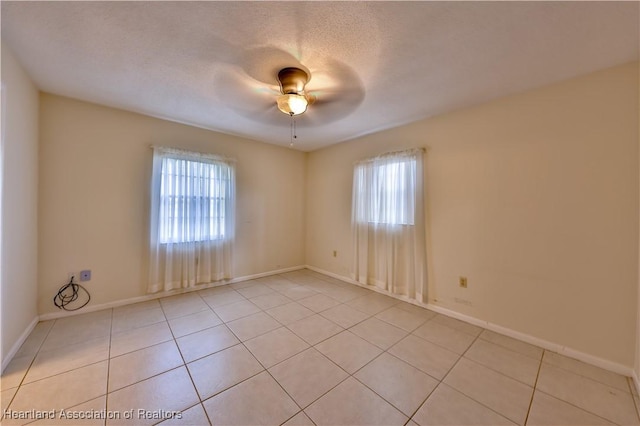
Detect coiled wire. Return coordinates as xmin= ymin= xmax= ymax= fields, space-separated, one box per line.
xmin=53 ymin=276 xmax=90 ymax=311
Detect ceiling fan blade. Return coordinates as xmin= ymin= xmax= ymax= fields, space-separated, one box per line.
xmin=213 ymin=66 xmax=287 ymax=123
xmin=299 ymin=59 xmax=365 ymax=126
xmin=240 ymin=46 xmax=309 ymax=87
xmin=307 ymin=86 xmax=363 ymax=106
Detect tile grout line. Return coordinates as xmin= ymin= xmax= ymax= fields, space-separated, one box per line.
xmin=230 ymin=276 xmax=381 ymax=423
xmin=452 ymin=347 xmax=627 ymax=426
xmin=278 ymin=411 xmax=316 ymax=426
xmin=195 ymin=357 xmax=265 ymax=403
xmin=184 ymin=280 xmax=319 ymax=421
xmin=103 ymin=308 xmax=114 ymax=426
xmin=23 ymin=316 xmax=112 ymax=426
xmin=15 ymin=319 xmax=58 ymax=384
xmin=628 ymin=378 xmax=640 ymax=423
xmin=464 ymin=337 xmax=633 ymax=399
xmin=262 ymin=361 xmax=306 ymax=423
xmin=405 ymin=316 xmax=479 ymax=358
xmin=421 ymin=332 xmax=521 ymax=425
xmin=459 ymin=346 xmax=543 ymax=389
xmin=522 ymin=348 xmax=544 ymax=425
xmin=102 ymin=308 xmax=114 ymax=426
xmin=222 ymin=301 xmax=310 ymax=425
xmin=540 ymin=355 xmax=634 ymax=394
xmin=107 ymin=351 xmax=187 ymax=393
xmin=283 ymin=320 xmax=345 ymax=347
xmin=254 ymin=284 xmax=449 ymax=423
xmin=1 ymin=318 xmax=58 ymax=424
xmin=347 ymin=349 xmax=424 ymax=423
xmin=366 ymin=350 xmax=440 ymax=422
xmin=477 ymin=332 xmax=545 ymax=362
xmin=240 ymin=328 xmax=306 ymax=371
xmin=417 ymin=331 xmax=482 ymax=406
xmin=10 ymin=358 xmax=111 ymax=392
xmin=443 ymin=355 xmax=535 ymax=425
xmin=302 ymin=307 xmax=447 ymax=424
xmin=532 ymin=387 xmax=624 ymax=426
xmin=173 ymin=324 xmax=237 ymax=365
xmin=194 ymin=299 xmax=308 ymax=424
xmin=283 ymin=349 xmax=354 ymax=423
xmin=339 ymin=314 xmax=511 ymax=425
xmin=158 ymin=296 xmax=213 ymax=426
xmin=536 ymin=349 xmax=634 ymax=424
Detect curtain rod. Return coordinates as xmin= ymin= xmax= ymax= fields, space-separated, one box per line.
xmin=150 ymin=145 xmax=236 ymax=163
xmin=354 ymin=147 xmax=426 ymax=165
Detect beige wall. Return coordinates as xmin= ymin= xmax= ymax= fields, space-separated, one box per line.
xmin=38 ymin=94 xmax=306 ymax=315
xmin=307 ymin=62 xmax=639 ymax=367
xmin=636 ymin=62 xmax=640 ymax=385
xmin=1 ymin=43 xmax=40 ymax=365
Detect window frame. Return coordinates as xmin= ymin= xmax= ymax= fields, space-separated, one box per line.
xmin=354 ymin=156 xmax=417 ymax=226
xmin=156 ymin=152 xmax=234 ymax=244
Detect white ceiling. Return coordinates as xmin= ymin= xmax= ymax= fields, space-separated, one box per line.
xmin=2 ymin=1 xmax=638 ymax=151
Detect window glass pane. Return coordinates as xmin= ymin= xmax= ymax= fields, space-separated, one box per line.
xmin=159 ymin=157 xmax=229 ymax=243
xmin=355 ymin=158 xmax=415 ymax=226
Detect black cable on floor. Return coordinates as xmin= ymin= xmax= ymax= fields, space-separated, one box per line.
xmin=53 ymin=276 xmax=90 ymax=311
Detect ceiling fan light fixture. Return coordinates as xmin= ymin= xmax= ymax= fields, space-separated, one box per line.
xmin=277 ymin=93 xmax=308 ymax=116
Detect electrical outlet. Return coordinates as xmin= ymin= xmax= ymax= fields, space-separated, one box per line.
xmin=80 ymin=270 xmax=92 ymax=281
xmin=459 ymin=276 xmax=468 ymax=288
xmin=332 ymin=250 xmax=337 ymax=257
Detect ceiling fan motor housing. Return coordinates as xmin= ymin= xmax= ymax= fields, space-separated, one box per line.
xmin=278 ymin=67 xmax=309 ymax=94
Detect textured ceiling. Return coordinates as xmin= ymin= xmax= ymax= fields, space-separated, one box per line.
xmin=2 ymin=1 xmax=638 ymax=151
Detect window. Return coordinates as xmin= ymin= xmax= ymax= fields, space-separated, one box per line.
xmin=159 ymin=157 xmax=231 ymax=243
xmin=149 ymin=146 xmax=235 ymax=292
xmin=351 ymin=148 xmax=426 ymax=301
xmin=353 ymin=156 xmax=416 ymax=225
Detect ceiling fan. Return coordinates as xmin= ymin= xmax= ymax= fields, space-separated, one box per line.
xmin=215 ymin=51 xmax=364 ymax=127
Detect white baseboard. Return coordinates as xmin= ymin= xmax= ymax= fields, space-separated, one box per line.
xmin=39 ymin=265 xmax=305 ymax=321
xmin=1 ymin=316 xmax=38 ymax=373
xmin=426 ymin=303 xmax=634 ymax=378
xmin=633 ymin=370 xmax=640 ymax=396
xmin=306 ymin=265 xmax=635 ymax=379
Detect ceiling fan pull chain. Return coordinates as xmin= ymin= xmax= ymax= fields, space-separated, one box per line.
xmin=290 ymin=113 xmax=294 ymax=147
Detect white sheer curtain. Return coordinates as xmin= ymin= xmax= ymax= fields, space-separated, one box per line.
xmin=148 ymin=146 xmax=235 ymax=293
xmin=352 ymin=148 xmax=427 ymax=302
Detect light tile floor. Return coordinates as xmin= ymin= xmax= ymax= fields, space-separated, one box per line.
xmin=1 ymin=269 xmax=639 ymax=426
